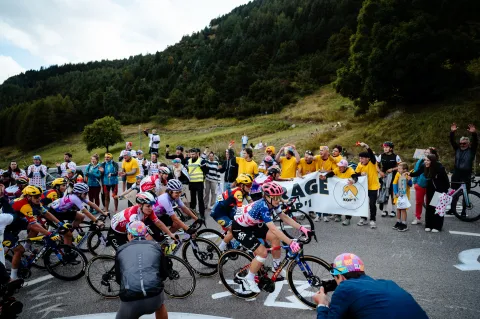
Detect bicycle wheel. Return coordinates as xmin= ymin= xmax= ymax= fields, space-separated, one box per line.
xmin=280 ymin=210 xmax=314 ymax=239
xmin=44 ymin=244 xmax=87 ymax=281
xmin=287 ymin=255 xmax=333 ymax=309
xmin=87 ymin=229 xmax=116 ymax=256
xmin=197 ymin=228 xmax=224 ymax=247
xmin=86 ymin=255 xmax=120 ymax=298
xmin=452 ymin=191 xmax=480 ymax=222
xmin=218 ymin=249 xmax=258 ymax=299
xmin=164 ymin=255 xmax=196 ymax=299
xmin=182 ymin=238 xmax=221 ymax=277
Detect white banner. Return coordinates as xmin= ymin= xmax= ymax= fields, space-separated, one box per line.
xmin=276 ymin=172 xmax=368 ymax=217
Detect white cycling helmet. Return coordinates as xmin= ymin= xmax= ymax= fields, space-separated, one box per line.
xmin=73 ymin=183 xmax=89 ymax=194
xmin=136 ymin=192 xmax=156 ymax=205
xmin=159 ymin=167 xmax=171 ymax=175
xmin=166 ymin=179 xmax=182 ymax=192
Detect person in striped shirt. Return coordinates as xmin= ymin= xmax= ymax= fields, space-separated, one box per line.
xmin=203 ymin=151 xmax=220 ymax=209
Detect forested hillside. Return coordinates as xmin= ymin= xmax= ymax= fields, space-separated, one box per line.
xmin=0 ymin=0 xmax=479 ymax=151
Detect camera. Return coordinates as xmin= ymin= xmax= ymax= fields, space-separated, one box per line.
xmin=321 ymin=279 xmax=338 ymax=293
xmin=0 ymin=298 xmax=23 ymax=318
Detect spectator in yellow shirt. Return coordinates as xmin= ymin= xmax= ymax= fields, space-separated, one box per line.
xmin=297 ymin=150 xmax=316 ymax=177
xmin=332 ymin=145 xmax=343 ymax=163
xmin=120 ymin=151 xmax=140 ymax=207
xmin=275 ymin=144 xmax=300 ymax=179
xmin=314 ymin=146 xmax=337 ymax=222
xmin=236 ymin=147 xmax=259 ymax=177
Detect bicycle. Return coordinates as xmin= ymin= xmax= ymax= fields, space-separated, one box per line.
xmin=3 ymin=228 xmax=88 ymax=281
xmin=449 ymin=180 xmax=480 ymax=222
xmin=218 ymin=232 xmax=336 ymax=309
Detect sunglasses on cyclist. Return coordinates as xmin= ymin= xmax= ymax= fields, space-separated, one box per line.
xmin=330 ymin=265 xmax=349 ymax=276
xmin=171 ymin=191 xmax=182 ymax=195
xmin=269 ymin=195 xmax=282 ymax=201
xmin=32 ymin=194 xmax=42 ymax=199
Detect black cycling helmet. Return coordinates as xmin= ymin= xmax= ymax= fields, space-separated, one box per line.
xmin=383 ymin=141 xmax=394 ymax=148
xmin=267 ymin=166 xmax=281 ymax=176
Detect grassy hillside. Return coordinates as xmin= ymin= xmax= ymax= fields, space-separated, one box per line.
xmin=1 ymin=85 xmax=479 ymax=172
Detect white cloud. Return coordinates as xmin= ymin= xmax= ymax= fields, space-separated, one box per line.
xmin=0 ymin=0 xmax=251 ymax=70
xmin=0 ymin=56 xmax=26 ymax=84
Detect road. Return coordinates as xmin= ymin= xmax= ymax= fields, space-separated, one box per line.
xmin=12 ymin=187 xmax=480 ymax=319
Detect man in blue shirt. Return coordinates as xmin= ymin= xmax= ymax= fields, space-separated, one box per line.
xmin=314 ymin=253 xmax=428 ymax=319
xmin=99 ymin=153 xmax=119 ymax=213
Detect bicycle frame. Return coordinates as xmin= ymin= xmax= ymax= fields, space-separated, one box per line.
xmin=451 ymin=183 xmax=472 ymax=207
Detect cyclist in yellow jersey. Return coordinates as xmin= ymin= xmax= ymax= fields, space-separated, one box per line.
xmin=275 ymin=143 xmax=300 ymax=179
xmin=355 ymin=142 xmax=380 ymax=228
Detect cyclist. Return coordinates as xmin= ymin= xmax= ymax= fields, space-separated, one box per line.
xmin=152 ymin=179 xmax=198 ymax=238
xmin=4 ymin=176 xmax=29 ymax=201
xmin=258 ymin=156 xmax=275 ymax=175
xmin=115 ymin=175 xmax=143 ymax=202
xmin=41 ymin=178 xmax=68 ymax=207
xmin=109 ymin=192 xmax=177 ymax=250
xmin=158 ymin=167 xmax=171 ymax=190
xmin=48 ymin=183 xmax=106 ymax=245
xmin=232 ymin=182 xmax=310 ymax=292
xmin=210 ymin=174 xmax=253 ymax=251
xmin=140 ymin=174 xmax=161 ymax=196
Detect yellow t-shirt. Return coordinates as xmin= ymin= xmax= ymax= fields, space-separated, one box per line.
xmin=332 ymin=155 xmax=343 ymax=163
xmin=333 ymin=167 xmax=355 ymax=179
xmin=297 ymin=158 xmax=317 ymax=176
xmin=122 ymin=159 xmax=140 ymax=184
xmin=393 ymin=172 xmax=411 ymax=201
xmin=355 ymin=161 xmax=380 ymax=190
xmin=279 ymin=156 xmax=298 ymax=178
xmin=314 ymin=155 xmax=337 ymax=172
xmin=236 ymin=157 xmax=258 ymax=176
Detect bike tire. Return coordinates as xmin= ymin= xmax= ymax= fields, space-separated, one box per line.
xmin=280 ymin=209 xmax=315 ymax=240
xmin=182 ymin=238 xmax=221 ymax=277
xmin=287 ymin=255 xmax=333 ymax=309
xmin=86 ymin=255 xmax=120 ymax=299
xmin=218 ymin=249 xmax=259 ymax=299
xmin=452 ymin=191 xmax=480 ymax=222
xmin=164 ymin=255 xmax=196 ymax=299
xmin=87 ymin=229 xmax=115 ymax=256
xmin=197 ymin=228 xmax=224 ymax=247
xmin=44 ymin=244 xmax=87 ymax=281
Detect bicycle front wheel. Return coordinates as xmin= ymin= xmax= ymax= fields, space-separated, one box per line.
xmin=164 ymin=255 xmax=196 ymax=299
xmin=87 ymin=229 xmax=116 ymax=256
xmin=452 ymin=191 xmax=480 ymax=222
xmin=218 ymin=249 xmax=258 ymax=299
xmin=280 ymin=210 xmax=314 ymax=239
xmin=44 ymin=245 xmax=87 ymax=281
xmin=86 ymin=255 xmax=120 ymax=298
xmin=182 ymin=237 xmax=221 ymax=277
xmin=287 ymin=255 xmax=333 ymax=309
xmin=197 ymin=228 xmax=224 ymax=247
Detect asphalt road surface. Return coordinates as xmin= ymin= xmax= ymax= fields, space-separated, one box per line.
xmin=11 ymin=186 xmax=480 ymax=319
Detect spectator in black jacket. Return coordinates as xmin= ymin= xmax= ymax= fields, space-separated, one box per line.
xmin=166 ymin=145 xmax=187 ymax=165
xmin=219 ymin=148 xmax=238 ymax=191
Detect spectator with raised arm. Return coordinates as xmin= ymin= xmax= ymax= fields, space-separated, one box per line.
xmin=275 ymin=143 xmax=301 ymax=179
xmin=56 ymin=152 xmax=76 ymax=177
xmin=143 ymin=128 xmax=160 ymax=155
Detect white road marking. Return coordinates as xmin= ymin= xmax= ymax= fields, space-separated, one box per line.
xmin=56 ymin=312 xmax=233 ymax=319
xmin=454 ymin=248 xmax=480 ymax=271
xmin=450 ymin=231 xmax=480 ymax=237
xmin=24 ymin=274 xmax=54 ymax=287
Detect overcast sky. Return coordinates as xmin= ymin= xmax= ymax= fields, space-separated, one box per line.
xmin=0 ymin=0 xmax=251 ymax=84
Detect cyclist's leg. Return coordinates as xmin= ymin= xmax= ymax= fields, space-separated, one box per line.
xmin=213 ymin=216 xmax=233 ymax=250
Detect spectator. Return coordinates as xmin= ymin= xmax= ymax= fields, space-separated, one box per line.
xmin=145 ymin=152 xmax=161 ymax=176
xmin=115 ymin=221 xmax=168 ymax=319
xmin=258 ymin=156 xmax=276 ymax=175
xmin=411 ymin=147 xmax=438 ymax=225
xmin=241 ymin=133 xmax=248 ymax=149
xmin=314 ymin=146 xmax=337 ymax=222
xmin=172 ymin=158 xmax=190 ymax=205
xmin=314 ymin=253 xmax=428 ymax=319
xmin=297 ymin=150 xmax=316 ymax=177
xmin=120 ymin=151 xmax=139 ymax=207
xmin=119 ymin=142 xmax=137 ymax=161
xmin=331 ymin=145 xmax=343 ymax=163
xmin=7 ymin=161 xmax=26 ymax=182
xmin=203 ymin=151 xmax=220 ymax=209
xmin=219 ymin=148 xmax=238 ymax=191
xmin=166 ymin=145 xmax=186 ymax=165
xmin=275 ymin=143 xmax=300 ymax=179
xmin=99 ymin=153 xmax=119 ymax=213
xmin=135 ymin=150 xmax=147 ymax=174
xmin=56 ymin=152 xmax=77 ymax=177
xmin=392 ymin=163 xmax=413 ymax=232
xmin=409 ymin=154 xmax=449 ymax=232
xmin=236 ymin=147 xmax=258 ymax=177
xmin=355 ymin=143 xmax=380 ymax=228
xmin=449 ymin=123 xmax=477 ymax=215
xmin=143 ymin=128 xmax=161 ymax=154
xmin=378 ymin=141 xmax=402 ymax=218
xmin=187 ymin=148 xmax=207 ymax=219
xmin=85 ymin=154 xmax=102 ymax=213
xmin=27 ymin=155 xmax=47 ymax=189
xmin=265 ymin=145 xmax=276 ymax=158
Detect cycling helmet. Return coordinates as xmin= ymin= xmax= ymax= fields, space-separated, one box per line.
xmin=383 ymin=141 xmax=394 ymax=148
xmin=330 ymin=253 xmax=365 ymax=276
xmin=159 ymin=167 xmax=171 ymax=175
xmin=15 ymin=176 xmax=29 ymax=185
xmin=33 ymin=155 xmax=42 ymax=161
xmin=140 ymin=176 xmax=156 ymax=192
xmin=51 ymin=177 xmax=68 ymax=187
xmin=166 ymin=179 xmax=183 ymax=192
xmin=267 ymin=166 xmax=281 ymax=176
xmin=136 ymin=192 xmax=156 ymax=205
xmin=262 ymin=182 xmax=285 ymax=197
xmin=337 ymin=159 xmax=349 ymax=167
xmin=263 ymin=156 xmax=274 ymax=164
xmin=136 ymin=174 xmax=144 ymax=180
xmin=73 ymin=183 xmax=89 ymax=194
xmin=235 ymin=174 xmax=253 ymax=185
xmin=126 ymin=221 xmax=148 ymax=238
xmin=22 ymin=185 xmax=43 ymax=196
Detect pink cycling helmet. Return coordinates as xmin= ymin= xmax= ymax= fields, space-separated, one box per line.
xmin=263 ymin=156 xmax=274 ymax=164
xmin=262 ymin=182 xmax=285 ymax=197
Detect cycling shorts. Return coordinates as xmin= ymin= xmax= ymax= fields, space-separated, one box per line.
xmin=103 ymin=184 xmax=118 ymax=196
xmin=212 ymin=215 xmax=233 ymax=228
xmin=145 ymin=218 xmax=166 ymax=242
xmin=232 ymin=220 xmax=269 ymax=251
xmin=107 ymin=227 xmax=128 ymax=251
xmin=2 ymin=231 xmax=20 ymax=249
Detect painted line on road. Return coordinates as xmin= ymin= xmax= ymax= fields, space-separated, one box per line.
xmin=56 ymin=312 xmax=233 ymax=319
xmin=449 ymin=231 xmax=480 ymax=237
xmin=24 ymin=274 xmax=54 ymax=287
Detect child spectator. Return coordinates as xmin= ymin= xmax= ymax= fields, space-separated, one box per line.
xmin=392 ymin=163 xmax=413 ymax=232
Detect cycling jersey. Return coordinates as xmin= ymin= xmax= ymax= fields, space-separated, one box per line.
xmin=49 ymin=194 xmax=88 ymax=213
xmin=140 ymin=175 xmax=161 ymax=194
xmin=146 ymin=161 xmax=161 ymax=176
xmin=11 ymin=197 xmax=47 ymax=225
xmin=111 ymin=206 xmax=160 ymax=233
xmin=41 ymin=189 xmax=62 ymax=207
xmin=152 ymin=193 xmax=184 ymax=217
xmin=211 ymin=187 xmax=250 ymax=218
xmin=234 ymin=199 xmax=281 ymax=227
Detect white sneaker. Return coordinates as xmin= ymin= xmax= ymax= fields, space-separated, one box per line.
xmin=314 ymin=216 xmax=320 ymax=222
xmin=431 ymin=229 xmax=439 ymax=233
xmin=237 ymin=274 xmax=260 ymax=293
xmin=323 ymin=217 xmax=329 ymax=222
xmin=369 ymin=221 xmax=377 ymax=229
xmin=357 ymin=219 xmax=367 ymax=226
xmin=425 ymin=228 xmax=431 ymax=232
xmin=334 ymin=216 xmax=342 ymax=222
xmin=411 ymin=219 xmax=421 ymax=225
xmin=389 ymin=211 xmax=396 ymax=217
xmin=342 ymin=219 xmax=351 ymax=226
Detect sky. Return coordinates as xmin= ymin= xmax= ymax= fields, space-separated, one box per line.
xmin=0 ymin=0 xmax=251 ymax=84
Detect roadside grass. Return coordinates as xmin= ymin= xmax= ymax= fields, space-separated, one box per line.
xmin=1 ymin=85 xmax=478 ymax=173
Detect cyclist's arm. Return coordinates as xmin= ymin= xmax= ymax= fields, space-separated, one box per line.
xmin=43 ymin=211 xmax=61 ymax=225
xmin=86 ymin=200 xmax=107 ymax=216
xmin=180 ymin=206 xmax=198 ymax=220
xmin=266 ymin=221 xmax=293 ymax=245
xmin=81 ymin=207 xmax=101 ymax=222
xmin=277 ymin=211 xmax=303 ymax=232
xmin=170 ymin=214 xmax=188 ymax=231
xmin=153 ymin=219 xmax=176 ymax=239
